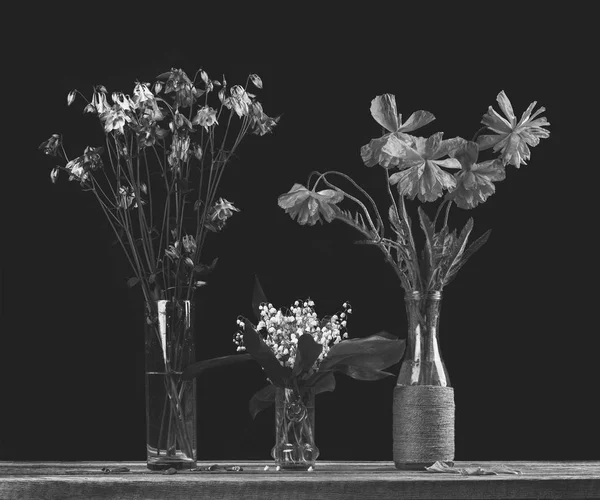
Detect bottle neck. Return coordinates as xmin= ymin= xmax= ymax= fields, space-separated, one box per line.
xmin=405 ymin=291 xmax=443 ymax=340
xmin=397 ymin=290 xmax=449 ymax=386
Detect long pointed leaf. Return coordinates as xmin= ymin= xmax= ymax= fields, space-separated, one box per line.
xmin=418 ymin=206 xmax=436 ymax=283
xmin=337 ymin=365 xmax=396 ymax=381
xmin=320 ymin=334 xmax=405 ymax=372
xmin=441 ymin=218 xmax=474 ymax=286
xmin=310 ymin=371 xmax=337 ymax=395
xmin=240 ymin=317 xmax=291 ymax=386
xmin=252 ymin=275 xmax=268 ymax=322
xmin=444 ymin=229 xmax=491 ymax=286
xmin=293 ymin=333 xmax=323 ymax=376
xmin=182 ymin=353 xmax=253 ymax=380
xmin=249 ymin=384 xmax=277 ymax=419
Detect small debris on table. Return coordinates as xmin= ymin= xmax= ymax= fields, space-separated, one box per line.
xmin=425 ymin=461 xmax=522 ymax=475
xmin=190 ymin=464 xmax=243 ymax=472
xmin=100 ymin=467 xmax=130 ymax=474
xmin=225 ymin=466 xmax=243 ymax=472
xmin=162 ymin=467 xmax=178 ymax=475
xmin=191 ymin=464 xmax=219 ymax=472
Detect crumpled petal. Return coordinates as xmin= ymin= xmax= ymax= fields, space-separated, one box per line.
xmin=434 ymin=136 xmax=466 ymax=160
xmin=370 ymin=94 xmax=399 ymax=133
xmin=496 ymin=90 xmax=516 ymax=125
xmin=361 ymin=133 xmax=418 ymax=169
xmin=478 ymin=91 xmax=549 ymax=168
xmin=449 ymin=139 xmax=478 ymax=167
xmin=389 ymin=161 xmax=455 ymax=202
xmin=431 ymin=158 xmax=462 ymax=170
xmin=424 ymin=132 xmax=443 ymax=157
xmin=278 ymin=183 xmax=343 ymax=225
xmin=446 ymin=159 xmax=506 ymax=209
xmin=481 ymin=106 xmax=513 ymax=134
xmin=425 ymin=461 xmax=521 ymax=475
xmin=277 ymin=183 xmax=311 ymax=209
xmin=398 ymin=110 xmax=436 ymax=133
xmin=476 ymin=133 xmax=504 ymax=151
xmin=315 ymin=189 xmax=344 ymax=204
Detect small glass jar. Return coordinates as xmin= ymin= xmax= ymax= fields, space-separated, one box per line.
xmin=271 ymin=386 xmax=319 ymax=470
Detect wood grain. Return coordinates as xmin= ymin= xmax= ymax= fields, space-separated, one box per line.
xmin=1 ymin=461 xmax=598 ymax=500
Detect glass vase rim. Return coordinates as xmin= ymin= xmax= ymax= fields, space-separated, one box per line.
xmin=146 ymin=299 xmax=194 ymax=305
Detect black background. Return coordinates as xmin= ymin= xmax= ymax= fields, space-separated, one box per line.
xmin=2 ymin=6 xmax=596 ymax=463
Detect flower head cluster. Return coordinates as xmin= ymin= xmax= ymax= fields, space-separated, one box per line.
xmin=158 ymin=68 xmax=204 ymax=109
xmin=248 ymin=101 xmax=280 ymax=136
xmin=40 ymin=66 xmax=279 ymax=303
xmin=165 ymin=234 xmax=197 ymax=268
xmin=39 ymin=134 xmax=62 ymax=157
xmin=222 ymin=85 xmax=253 ymax=117
xmin=477 ymin=90 xmax=550 ymax=168
xmin=233 ymin=300 xmax=351 ymax=378
xmin=445 ymin=140 xmax=506 ymax=209
xmin=278 ymin=184 xmax=344 ymax=225
xmin=63 ymin=146 xmax=104 ymax=184
xmin=117 ymin=184 xmax=146 ymax=209
xmin=204 ymin=197 xmax=240 ymax=231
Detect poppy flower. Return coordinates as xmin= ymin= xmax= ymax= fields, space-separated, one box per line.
xmin=445 ymin=140 xmax=506 ymax=209
xmin=477 ymin=90 xmax=550 ymax=168
xmin=388 ymin=132 xmax=463 ymax=202
xmin=361 ymin=94 xmax=435 ymax=168
xmin=278 ymin=183 xmax=344 ymax=225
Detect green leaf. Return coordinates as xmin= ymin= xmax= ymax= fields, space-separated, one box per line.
xmin=444 ymin=229 xmax=491 ymax=286
xmin=319 ymin=334 xmax=405 ymax=373
xmin=293 ymin=334 xmax=323 ymax=377
xmin=252 ymin=275 xmax=268 ymax=322
xmin=194 ymin=257 xmax=219 ymax=276
xmin=418 ymin=206 xmax=436 ymax=284
xmin=181 ymin=353 xmax=254 ymax=380
xmin=440 ymin=218 xmax=474 ymax=286
xmin=333 ymin=207 xmax=379 ymax=241
xmin=240 ymin=317 xmax=291 ymax=386
xmin=310 ymin=371 xmax=336 ymax=395
xmin=127 ymin=277 xmax=140 ymax=288
xmin=336 ymin=365 xmax=395 ymax=381
xmin=249 ymin=384 xmax=277 ymax=419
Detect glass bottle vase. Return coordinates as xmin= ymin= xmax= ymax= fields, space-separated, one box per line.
xmin=271 ymin=386 xmax=319 ymax=470
xmin=144 ymin=299 xmax=197 ymax=470
xmin=393 ymin=290 xmax=455 ymax=469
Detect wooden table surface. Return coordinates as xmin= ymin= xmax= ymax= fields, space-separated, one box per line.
xmin=1 ymin=461 xmax=598 ymax=499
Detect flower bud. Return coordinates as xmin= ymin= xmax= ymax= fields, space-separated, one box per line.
xmin=249 ymin=73 xmax=263 ymax=89
xmin=50 ymin=167 xmax=59 ymax=183
xmin=67 ymin=90 xmax=77 ymax=106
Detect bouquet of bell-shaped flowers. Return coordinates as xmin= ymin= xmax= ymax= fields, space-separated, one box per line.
xmin=183 ymin=279 xmax=405 ymax=469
